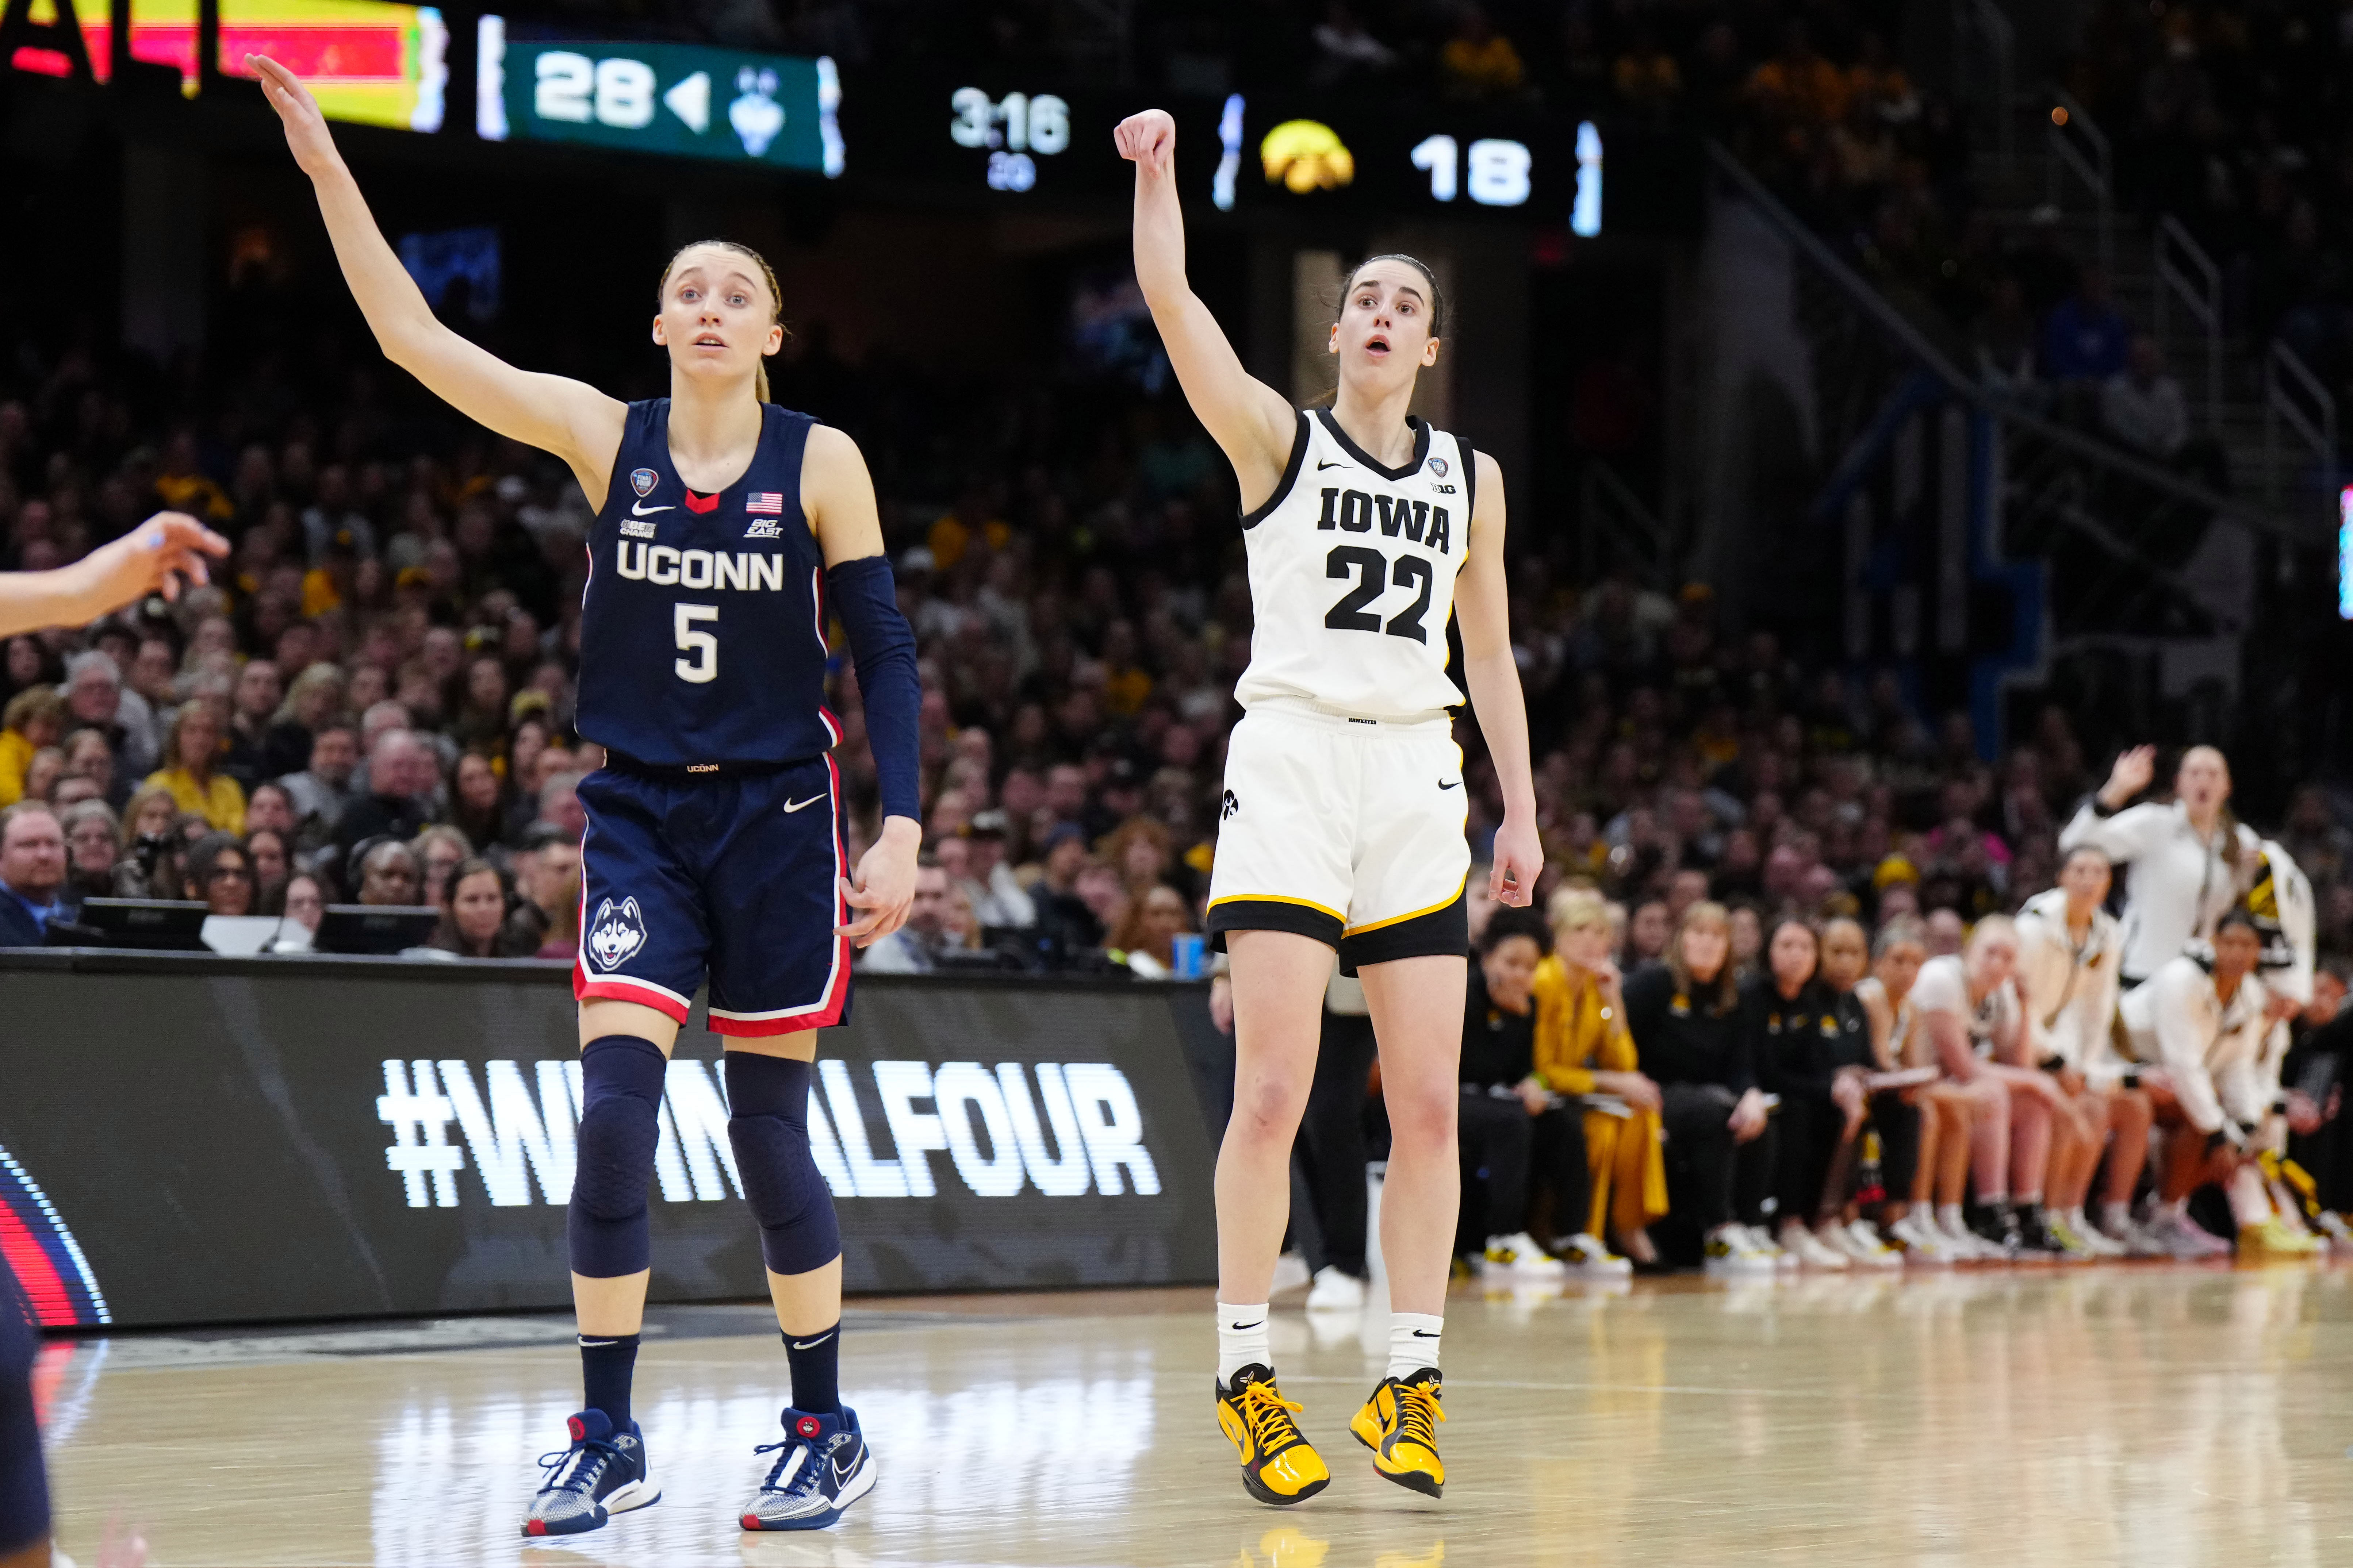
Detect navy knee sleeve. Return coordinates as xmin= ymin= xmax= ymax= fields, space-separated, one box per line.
xmin=725 ymin=1054 xmax=841 ymax=1276
xmin=0 ymin=1269 xmax=49 ymax=1554
xmin=568 ymin=1035 xmax=668 ymax=1278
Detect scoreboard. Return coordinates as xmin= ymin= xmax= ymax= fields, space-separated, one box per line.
xmin=476 ymin=17 xmax=842 ymax=175
xmin=842 ymin=80 xmax=1614 ymax=233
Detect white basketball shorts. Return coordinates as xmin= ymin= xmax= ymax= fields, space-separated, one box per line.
xmin=1205 ymin=700 xmax=1471 ymax=973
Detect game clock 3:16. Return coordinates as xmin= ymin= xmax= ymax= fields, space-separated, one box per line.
xmin=950 ymin=87 xmax=1070 ymax=191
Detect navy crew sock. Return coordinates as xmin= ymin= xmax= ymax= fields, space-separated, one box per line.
xmin=784 ymin=1323 xmax=841 ymax=1415
xmin=579 ymin=1332 xmax=641 ymax=1430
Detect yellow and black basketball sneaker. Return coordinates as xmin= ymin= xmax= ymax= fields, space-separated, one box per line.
xmin=1215 ymin=1364 xmax=1330 ymax=1506
xmin=1349 ymin=1368 xmax=1445 ymax=1497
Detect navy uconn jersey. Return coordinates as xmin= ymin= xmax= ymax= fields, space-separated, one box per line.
xmin=577 ymin=399 xmax=840 ymax=767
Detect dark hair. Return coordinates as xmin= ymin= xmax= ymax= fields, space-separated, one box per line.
xmin=1479 ymin=906 xmax=1552 ymax=957
xmin=1342 ymin=253 xmax=1448 ymax=338
xmin=183 ymin=831 xmax=250 ymax=901
xmin=2214 ymin=910 xmax=2261 ymax=942
xmin=441 ymin=856 xmax=506 ymax=910
xmin=658 ymin=241 xmax=789 ymax=403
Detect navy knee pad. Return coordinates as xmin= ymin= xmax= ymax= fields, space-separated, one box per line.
xmin=724 ymin=1053 xmax=841 ymax=1276
xmin=568 ymin=1035 xmax=668 ymax=1278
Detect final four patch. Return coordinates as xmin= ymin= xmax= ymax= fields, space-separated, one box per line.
xmin=630 ymin=468 xmax=658 ymax=498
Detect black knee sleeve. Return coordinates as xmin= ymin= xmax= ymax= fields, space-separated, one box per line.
xmin=725 ymin=1054 xmax=841 ymax=1276
xmin=568 ymin=1035 xmax=667 ymax=1278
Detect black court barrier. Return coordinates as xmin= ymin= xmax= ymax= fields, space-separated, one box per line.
xmin=0 ymin=951 xmax=1222 ymax=1329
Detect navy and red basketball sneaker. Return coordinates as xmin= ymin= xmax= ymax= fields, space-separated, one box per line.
xmin=520 ymin=1408 xmax=658 ymax=1537
xmin=739 ymin=1405 xmax=876 ymax=1530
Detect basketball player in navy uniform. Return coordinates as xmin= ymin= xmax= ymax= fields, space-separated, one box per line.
xmin=257 ymin=62 xmax=919 ymax=1537
xmin=1116 ymin=110 xmax=1541 ymax=1503
xmin=0 ymin=511 xmax=227 ymax=1568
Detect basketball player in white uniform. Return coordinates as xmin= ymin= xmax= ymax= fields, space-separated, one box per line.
xmin=1116 ymin=109 xmax=1542 ymax=1504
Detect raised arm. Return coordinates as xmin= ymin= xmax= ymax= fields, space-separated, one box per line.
xmin=1454 ymin=451 xmax=1539 ymax=907
xmin=1114 ymin=109 xmax=1298 ymax=508
xmin=251 ymin=57 xmax=627 ymax=506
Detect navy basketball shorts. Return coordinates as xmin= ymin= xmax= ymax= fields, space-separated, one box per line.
xmin=572 ymin=756 xmax=852 ymax=1036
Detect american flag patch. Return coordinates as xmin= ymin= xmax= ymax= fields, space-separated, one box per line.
xmin=746 ymin=492 xmax=784 ymax=515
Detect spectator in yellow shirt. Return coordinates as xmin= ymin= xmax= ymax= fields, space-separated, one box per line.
xmin=145 ymin=703 xmax=246 ymax=835
xmin=1533 ymin=889 xmax=1670 ymax=1267
xmin=0 ymin=687 xmax=67 ymax=806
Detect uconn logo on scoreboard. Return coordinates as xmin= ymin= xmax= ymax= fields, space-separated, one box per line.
xmin=375 ymin=1057 xmax=1161 ymax=1208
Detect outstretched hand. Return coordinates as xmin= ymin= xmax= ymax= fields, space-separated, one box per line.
xmin=247 ymin=54 xmax=343 ymax=178
xmin=2100 ymin=744 xmax=2156 ymax=808
xmin=1114 ymin=109 xmax=1176 ymax=176
xmin=74 ymin=511 xmax=228 ymax=614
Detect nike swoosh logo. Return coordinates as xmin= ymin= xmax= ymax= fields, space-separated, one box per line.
xmin=632 ymin=501 xmax=673 ymax=516
xmin=1227 ymin=1320 xmax=1264 ymax=1332
xmin=1438 ymin=779 xmax=1462 ymax=790
xmin=783 ymin=795 xmax=827 ymax=814
xmin=1315 ymin=459 xmax=1349 ymax=470
xmin=1410 ymin=1329 xmax=1440 ymax=1338
xmin=789 ymin=1334 xmax=835 ymax=1350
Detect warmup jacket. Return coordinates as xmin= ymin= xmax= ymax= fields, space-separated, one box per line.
xmin=2013 ymin=890 xmax=2130 ymax=1087
xmin=2121 ymin=954 xmax=2275 ymax=1134
xmin=2059 ymin=799 xmax=2261 ymax=983
xmin=2247 ymin=839 xmax=2316 ymax=1007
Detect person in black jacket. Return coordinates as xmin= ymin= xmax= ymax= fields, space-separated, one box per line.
xmin=1743 ymin=919 xmax=1877 ymax=1268
xmin=1623 ymin=900 xmax=1778 ymax=1270
xmin=1457 ymin=908 xmax=1578 ymax=1277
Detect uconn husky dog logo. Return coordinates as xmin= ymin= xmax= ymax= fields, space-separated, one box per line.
xmin=587 ymin=897 xmax=650 ymax=972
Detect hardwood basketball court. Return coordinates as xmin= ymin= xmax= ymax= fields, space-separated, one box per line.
xmin=37 ymin=1267 xmax=2352 ymax=1566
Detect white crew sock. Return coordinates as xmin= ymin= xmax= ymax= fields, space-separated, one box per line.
xmin=1387 ymin=1312 xmax=1443 ymax=1383
xmin=1937 ymin=1203 xmax=1967 ymax=1234
xmin=1216 ymin=1303 xmax=1269 ymax=1386
xmin=2101 ymin=1200 xmax=2132 ymax=1234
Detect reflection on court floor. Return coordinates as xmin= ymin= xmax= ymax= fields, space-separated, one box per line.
xmin=39 ymin=1269 xmax=2353 ymax=1567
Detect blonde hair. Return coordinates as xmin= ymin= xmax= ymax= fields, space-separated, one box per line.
xmin=1964 ymin=912 xmax=2019 ymax=954
xmin=658 ymin=240 xmax=788 ymax=403
xmin=1548 ymin=887 xmax=1611 ymax=938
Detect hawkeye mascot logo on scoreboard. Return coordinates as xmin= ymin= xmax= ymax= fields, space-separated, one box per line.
xmin=376 ymin=1057 xmax=1166 ymax=1208
xmin=587 ymin=896 xmax=649 ymax=972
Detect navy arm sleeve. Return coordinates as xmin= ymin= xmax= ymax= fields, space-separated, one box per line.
xmin=827 ymin=555 xmax=921 ymax=824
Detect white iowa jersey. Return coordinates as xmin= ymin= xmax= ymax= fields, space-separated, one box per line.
xmin=1235 ymin=409 xmax=1474 ymax=719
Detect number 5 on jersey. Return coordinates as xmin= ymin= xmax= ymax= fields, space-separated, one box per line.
xmin=675 ymin=603 xmax=719 ymax=682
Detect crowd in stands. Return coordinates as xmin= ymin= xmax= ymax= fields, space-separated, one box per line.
xmin=1331 ymin=735 xmax=2353 ymax=1286
xmin=2062 ymin=0 xmax=2353 ymax=396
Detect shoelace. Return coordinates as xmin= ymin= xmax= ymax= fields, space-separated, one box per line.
xmin=752 ymin=1437 xmax=820 ymax=1496
xmin=1392 ymin=1382 xmax=1445 ymax=1451
xmin=535 ymin=1438 xmax=618 ymax=1498
xmin=1238 ymin=1381 xmax=1308 ymax=1455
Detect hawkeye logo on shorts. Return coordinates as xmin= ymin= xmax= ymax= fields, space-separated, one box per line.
xmin=587 ymin=897 xmax=649 ymax=972
xmin=631 ymin=468 xmax=658 ymax=498
xmin=1220 ymin=789 xmax=1240 ymax=821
